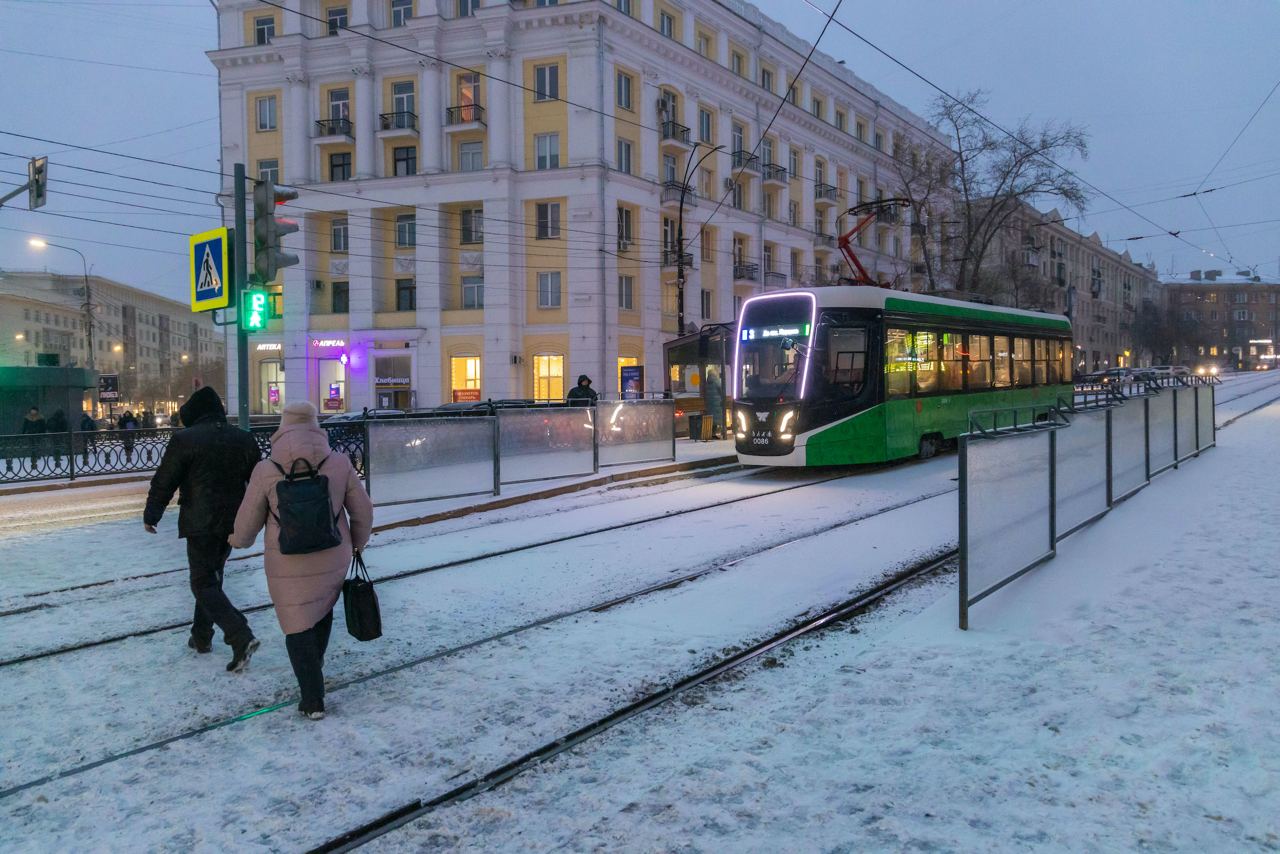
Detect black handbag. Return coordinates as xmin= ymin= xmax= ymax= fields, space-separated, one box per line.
xmin=342 ymin=552 xmax=382 ymax=641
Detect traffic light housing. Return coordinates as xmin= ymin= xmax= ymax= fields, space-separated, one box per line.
xmin=252 ymin=178 xmax=299 ymax=282
xmin=28 ymin=156 xmax=47 ymax=210
xmin=239 ymin=288 xmax=269 ymax=332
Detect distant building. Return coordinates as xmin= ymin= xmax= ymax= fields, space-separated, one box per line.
xmin=983 ymin=204 xmax=1161 ymax=372
xmin=0 ymin=269 xmax=226 ymax=414
xmin=1161 ymin=269 xmax=1280 ymax=371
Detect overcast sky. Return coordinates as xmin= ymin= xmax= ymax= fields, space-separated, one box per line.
xmin=1 ymin=0 xmax=1278 ymax=302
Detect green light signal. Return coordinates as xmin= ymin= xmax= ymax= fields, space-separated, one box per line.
xmin=240 ymin=289 xmax=270 ymax=332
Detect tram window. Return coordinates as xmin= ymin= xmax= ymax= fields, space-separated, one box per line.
xmin=915 ymin=330 xmax=939 ymax=394
xmin=826 ymin=326 xmax=868 ymax=394
xmin=993 ymin=336 xmax=1012 ymax=388
xmin=885 ymin=328 xmax=913 ymax=398
xmin=966 ymin=334 xmax=992 ymax=390
xmin=939 ymin=333 xmax=965 ymax=392
xmin=1048 ymin=340 xmax=1062 ymax=384
xmin=1033 ymin=339 xmax=1048 ymax=384
xmin=1013 ymin=337 xmax=1033 ymax=387
xmin=1061 ymin=341 xmax=1073 ymax=382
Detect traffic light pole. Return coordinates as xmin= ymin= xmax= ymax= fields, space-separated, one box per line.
xmin=234 ymin=162 xmax=251 ymax=429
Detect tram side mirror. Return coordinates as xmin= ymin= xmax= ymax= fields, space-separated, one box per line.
xmin=780 ymin=338 xmax=794 ymax=352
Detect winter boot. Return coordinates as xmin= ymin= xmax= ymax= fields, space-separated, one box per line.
xmin=188 ymin=636 xmax=212 ymax=654
xmin=226 ymin=636 xmax=260 ymax=673
xmin=299 ymin=709 xmax=325 ymax=721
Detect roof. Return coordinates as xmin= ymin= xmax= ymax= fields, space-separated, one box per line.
xmin=1161 ymin=271 xmax=1276 ymax=286
xmin=742 ymin=287 xmax=1072 ymax=332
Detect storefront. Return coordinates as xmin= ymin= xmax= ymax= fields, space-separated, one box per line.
xmin=373 ymin=353 xmax=414 ymax=410
xmin=449 ymin=355 xmax=482 ymax=402
xmin=252 ymin=341 xmax=284 ymax=415
xmin=310 ymin=337 xmax=348 ymax=414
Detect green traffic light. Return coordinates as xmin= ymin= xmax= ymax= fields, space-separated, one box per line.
xmin=240 ymin=289 xmax=272 ymax=332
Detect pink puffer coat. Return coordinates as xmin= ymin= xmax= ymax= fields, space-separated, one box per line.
xmin=230 ymin=417 xmax=372 ymax=634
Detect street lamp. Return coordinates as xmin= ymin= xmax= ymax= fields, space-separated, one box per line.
xmin=29 ymin=237 xmax=95 ymax=370
xmin=676 ymin=143 xmax=724 ymax=336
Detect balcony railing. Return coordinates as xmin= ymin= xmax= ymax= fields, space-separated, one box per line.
xmin=764 ymin=271 xmax=787 ymax=288
xmin=660 ymin=120 xmax=691 ymax=145
xmin=814 ymin=182 xmax=838 ymax=201
xmin=661 ymin=249 xmax=693 ymax=268
xmin=733 ymin=263 xmax=759 ymax=281
xmin=446 ymin=104 xmax=485 ymax=125
xmin=660 ymin=181 xmax=694 ymax=205
xmin=760 ymin=163 xmax=788 ymax=183
xmin=877 ymin=207 xmax=901 ymax=224
xmin=379 ymin=111 xmax=418 ymax=131
xmin=814 ymin=232 xmax=835 ymax=247
xmin=315 ymin=118 xmax=353 ymax=138
xmin=731 ymin=149 xmax=760 ymax=170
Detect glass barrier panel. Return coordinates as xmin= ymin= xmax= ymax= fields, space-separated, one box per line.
xmin=1148 ymin=392 xmax=1175 ymax=474
xmin=1175 ymin=387 xmax=1197 ymax=461
xmin=1196 ymin=384 xmax=1215 ymax=450
xmin=598 ymin=400 xmax=676 ymax=467
xmin=1055 ymin=408 xmax=1108 ymax=535
xmin=498 ymin=408 xmax=595 ymax=483
xmin=1110 ymin=398 xmax=1147 ymax=499
xmin=366 ymin=417 xmax=495 ymax=506
xmin=964 ymin=430 xmax=1052 ymax=601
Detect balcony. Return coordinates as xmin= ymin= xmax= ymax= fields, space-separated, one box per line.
xmin=764 ymin=271 xmax=787 ymax=288
xmin=660 ymin=120 xmax=692 ymax=151
xmin=760 ymin=163 xmax=788 ymax=187
xmin=814 ymin=231 xmax=835 ymax=248
xmin=731 ymin=149 xmax=760 ymax=171
xmin=876 ymin=207 xmax=901 ymax=224
xmin=814 ymin=183 xmax=838 ymax=206
xmin=314 ymin=118 xmax=353 ymax=140
xmin=733 ymin=262 xmax=759 ymax=282
xmin=797 ymin=265 xmax=835 ymax=287
xmin=377 ymin=111 xmax=418 ymax=139
xmin=445 ymin=104 xmax=486 ymax=128
xmin=661 ymin=249 xmax=694 ymax=268
xmin=660 ymin=181 xmax=695 ymax=207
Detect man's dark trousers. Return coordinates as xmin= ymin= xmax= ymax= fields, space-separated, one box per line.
xmin=187 ymin=535 xmax=251 ymax=646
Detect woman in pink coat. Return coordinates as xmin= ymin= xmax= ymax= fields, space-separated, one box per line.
xmin=229 ymin=401 xmax=373 ymax=720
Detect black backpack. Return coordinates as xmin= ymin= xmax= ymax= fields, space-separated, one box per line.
xmin=268 ymin=455 xmax=343 ymax=555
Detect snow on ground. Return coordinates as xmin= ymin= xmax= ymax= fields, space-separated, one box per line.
xmin=1212 ymin=371 xmax=1280 ymax=425
xmin=0 ymin=471 xmax=955 ymax=848
xmin=368 ymin=403 xmax=1280 ymax=852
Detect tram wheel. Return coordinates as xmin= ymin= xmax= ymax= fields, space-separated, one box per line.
xmin=917 ymin=434 xmax=941 ymax=460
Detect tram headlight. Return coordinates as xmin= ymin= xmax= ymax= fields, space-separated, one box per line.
xmin=779 ymin=409 xmax=795 ymax=440
xmin=736 ymin=410 xmax=748 ymax=439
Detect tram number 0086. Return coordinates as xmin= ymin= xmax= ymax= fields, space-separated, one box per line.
xmin=751 ymin=431 xmax=772 ymax=446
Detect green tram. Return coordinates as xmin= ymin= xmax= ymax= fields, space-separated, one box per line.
xmin=731 ymin=287 xmax=1073 ymax=466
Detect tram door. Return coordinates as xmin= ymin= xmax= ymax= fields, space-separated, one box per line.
xmin=883 ymin=328 xmax=919 ymax=458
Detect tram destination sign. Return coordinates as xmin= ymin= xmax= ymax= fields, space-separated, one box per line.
xmin=742 ymin=323 xmax=811 ymax=341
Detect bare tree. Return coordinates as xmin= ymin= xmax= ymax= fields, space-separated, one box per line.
xmin=895 ymin=90 xmax=1091 ymax=296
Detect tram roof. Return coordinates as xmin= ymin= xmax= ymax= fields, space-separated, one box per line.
xmin=753 ymin=287 xmax=1072 ymax=333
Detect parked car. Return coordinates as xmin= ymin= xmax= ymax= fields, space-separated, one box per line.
xmin=431 ymin=399 xmax=538 ymax=415
xmin=1195 ymin=364 xmax=1221 ymax=377
xmin=323 ymin=408 xmax=405 ymax=423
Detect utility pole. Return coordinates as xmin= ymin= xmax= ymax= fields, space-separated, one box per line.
xmin=27 ymin=238 xmax=93 ymax=370
xmin=234 ymin=162 xmax=250 ymax=429
xmin=676 ymin=143 xmax=724 ymax=335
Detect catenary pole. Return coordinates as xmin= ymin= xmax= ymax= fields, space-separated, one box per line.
xmin=234 ymin=162 xmax=250 ymax=429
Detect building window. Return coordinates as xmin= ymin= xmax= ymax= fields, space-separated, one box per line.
xmin=760 ymin=67 xmax=774 ymax=93
xmin=395 ymin=213 xmax=415 ymax=248
xmin=536 ymin=202 xmax=561 ymax=239
xmin=616 ymin=138 xmax=632 ymax=174
xmin=329 ymin=152 xmax=352 ymax=181
xmin=663 ymin=153 xmax=677 ymax=184
xmin=534 ymin=64 xmax=560 ymax=102
xmin=731 ymin=51 xmax=744 ymax=77
xmin=459 ymin=141 xmax=483 ymax=171
xmin=658 ymin=11 xmax=674 ymax=38
xmin=731 ymin=122 xmax=744 ymax=152
xmin=874 ymin=129 xmax=884 ymax=151
xmin=331 ymin=281 xmax=349 ymax=314
xmin=616 ymin=0 xmax=632 ymax=14
xmin=615 ymin=71 xmax=632 ymax=110
xmin=395 ymin=278 xmax=416 ymax=311
xmin=835 ymin=110 xmax=847 ymax=132
xmin=457 ymin=0 xmax=478 ymax=16
xmin=535 ymin=133 xmax=560 ymax=170
xmin=327 ymin=5 xmax=347 ymax=34
xmin=533 ymin=354 xmax=564 ymax=401
xmin=331 ymin=218 xmax=349 ymax=252
xmin=391 ymin=80 xmax=415 ymax=116
xmin=462 ymin=275 xmax=484 ymax=309
xmin=537 ymin=272 xmax=562 ymax=308
xmin=392 ymin=145 xmax=417 ymax=176
xmin=662 ymin=217 xmax=677 ymax=252
xmin=811 ymin=97 xmax=822 ymax=118
xmin=1235 ymin=309 xmax=1251 ymax=321
xmin=390 ymin=0 xmax=412 ymax=26
xmin=698 ymin=108 xmax=713 ymax=144
xmin=698 ymin=289 xmax=711 ymax=320
xmin=256 ymin=95 xmax=277 ymax=131
xmin=731 ymin=182 xmax=743 ymax=211
xmin=460 ymin=208 xmax=484 ymax=244
xmin=617 ymin=206 xmax=633 ymax=249
xmin=254 ymin=15 xmax=275 ymax=45
xmin=451 ymin=356 xmax=481 ymax=396
xmin=761 ymin=137 xmax=774 ymax=166
xmin=815 ymin=160 xmax=825 ymax=185
xmin=788 ymin=200 xmax=799 ymax=227
xmin=257 ymin=158 xmax=279 ymax=183
xmin=700 ymin=227 xmax=713 ymax=262
xmin=696 ymin=32 xmax=710 ymax=57
xmin=618 ymin=275 xmax=634 ymax=310
xmin=328 ymin=88 xmax=350 ymax=120
xmin=788 ymin=147 xmax=798 ymax=178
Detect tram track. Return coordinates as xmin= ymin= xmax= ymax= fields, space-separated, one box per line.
xmin=0 ymin=486 xmax=955 ymax=800
xmin=0 ymin=466 xmax=893 ymax=667
xmin=310 ymin=548 xmax=958 ymax=853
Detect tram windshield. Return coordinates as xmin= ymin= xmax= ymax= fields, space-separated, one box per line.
xmin=736 ymin=296 xmax=814 ymax=401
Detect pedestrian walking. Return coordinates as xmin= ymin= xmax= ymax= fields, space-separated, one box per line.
xmin=566 ymin=374 xmax=598 ymax=406
xmin=118 ymin=410 xmax=139 ymax=463
xmin=230 ymin=401 xmax=372 ymax=720
xmin=704 ymin=367 xmax=725 ymax=439
xmin=20 ymin=406 xmax=45 ymax=466
xmin=144 ymin=386 xmax=262 ymax=672
xmin=46 ymin=409 xmax=68 ymax=466
xmin=77 ymin=412 xmax=98 ymax=466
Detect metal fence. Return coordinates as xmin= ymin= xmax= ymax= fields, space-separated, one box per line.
xmin=0 ymin=423 xmax=366 ymax=486
xmin=363 ymin=399 xmax=676 ymax=507
xmin=959 ymin=378 xmax=1216 ymax=629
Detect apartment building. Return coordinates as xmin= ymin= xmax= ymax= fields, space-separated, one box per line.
xmin=1163 ymin=269 xmax=1280 ymax=371
xmin=984 ymin=204 xmax=1161 ymax=372
xmin=0 ymin=269 xmax=226 ymax=412
xmin=210 ymin=0 xmax=945 ymax=413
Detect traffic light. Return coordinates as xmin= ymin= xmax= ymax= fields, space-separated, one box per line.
xmin=240 ymin=288 xmax=270 ymax=332
xmin=28 ymin=156 xmax=47 ymax=210
xmin=252 ymin=178 xmax=299 ymax=282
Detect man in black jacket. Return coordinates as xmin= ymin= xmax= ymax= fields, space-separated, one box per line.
xmin=144 ymin=386 xmax=262 ymax=672
xmin=566 ymin=374 xmax=598 ymax=406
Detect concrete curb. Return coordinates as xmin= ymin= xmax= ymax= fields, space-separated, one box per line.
xmin=0 ymin=474 xmax=152 ymax=497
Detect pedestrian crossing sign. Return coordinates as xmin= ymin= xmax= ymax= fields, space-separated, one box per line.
xmin=189 ymin=226 xmax=230 ymax=312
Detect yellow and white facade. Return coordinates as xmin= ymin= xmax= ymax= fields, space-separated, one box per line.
xmin=211 ymin=0 xmax=940 ymax=412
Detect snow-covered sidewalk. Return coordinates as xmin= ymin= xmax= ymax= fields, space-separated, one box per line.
xmin=369 ymin=401 xmax=1280 ymax=852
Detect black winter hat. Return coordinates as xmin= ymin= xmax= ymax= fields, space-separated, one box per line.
xmin=179 ymin=385 xmax=226 ymax=427
xmin=577 ymin=374 xmax=592 ymax=385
